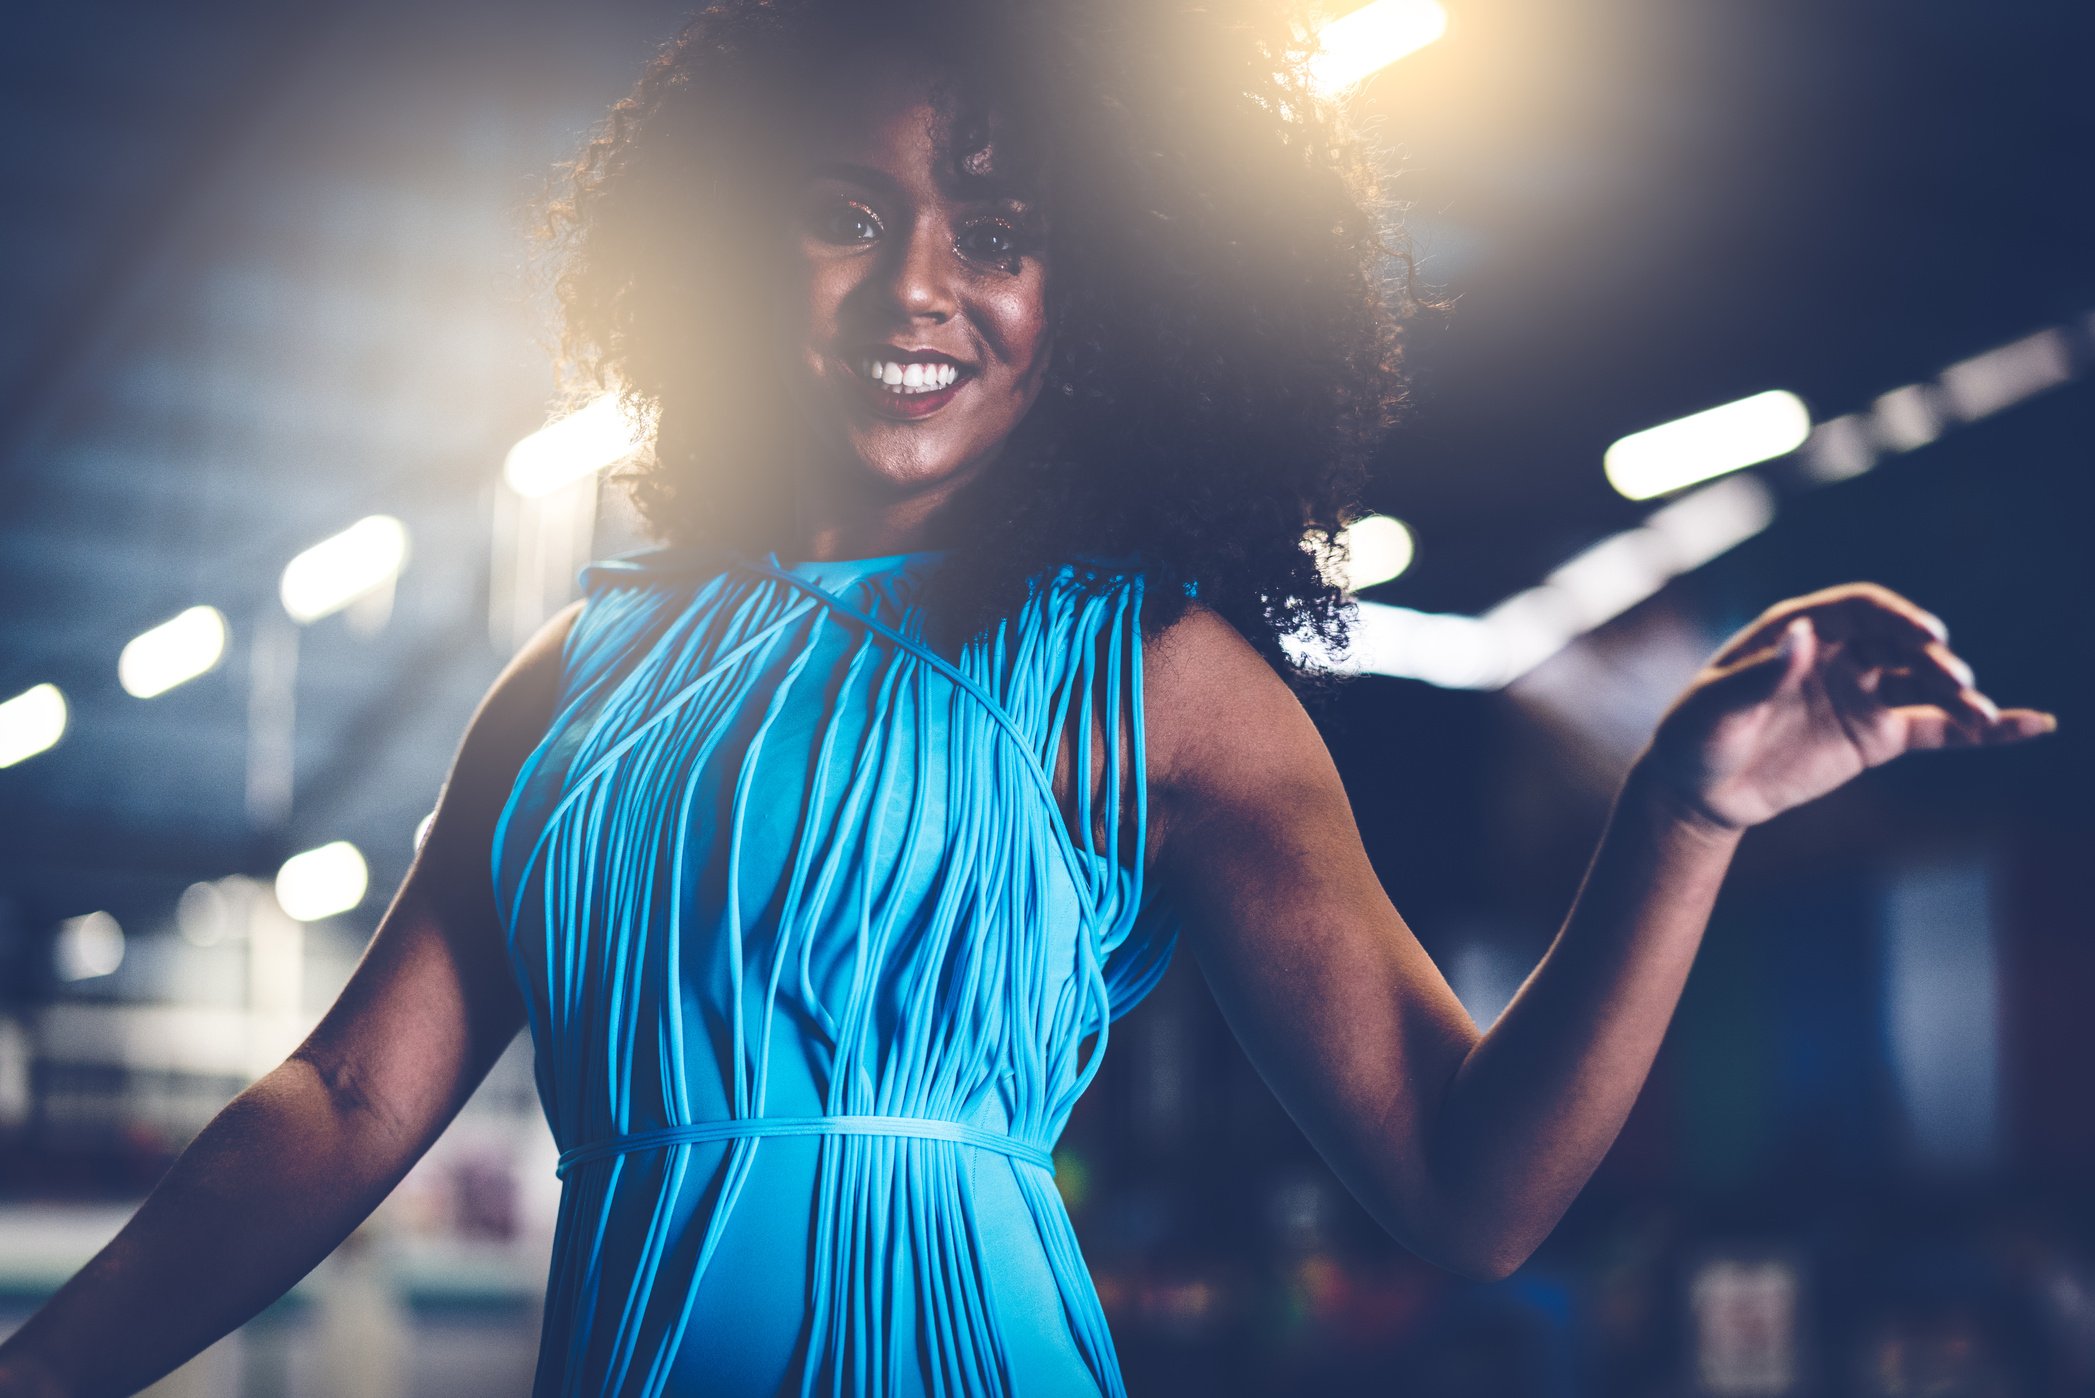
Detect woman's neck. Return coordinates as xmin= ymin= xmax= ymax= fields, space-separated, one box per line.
xmin=782 ymin=457 xmax=993 ymax=562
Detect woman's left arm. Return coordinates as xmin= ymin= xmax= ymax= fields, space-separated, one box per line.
xmin=1144 ymin=583 xmax=2056 ymax=1282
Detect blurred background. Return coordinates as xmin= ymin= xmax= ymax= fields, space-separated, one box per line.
xmin=0 ymin=0 xmax=2089 ymax=1393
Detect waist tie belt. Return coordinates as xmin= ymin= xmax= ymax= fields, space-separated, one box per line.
xmin=555 ymin=1114 xmax=1056 ymax=1180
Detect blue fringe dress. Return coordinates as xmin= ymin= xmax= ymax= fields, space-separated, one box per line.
xmin=490 ymin=545 xmax=1181 ymax=1396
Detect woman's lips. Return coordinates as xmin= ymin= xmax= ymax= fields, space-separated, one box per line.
xmin=846 ymin=361 xmax=968 ymax=420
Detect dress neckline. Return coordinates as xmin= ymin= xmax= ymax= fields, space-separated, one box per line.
xmin=763 ymin=547 xmax=950 ymax=575
xmin=576 ymin=542 xmax=951 ymax=592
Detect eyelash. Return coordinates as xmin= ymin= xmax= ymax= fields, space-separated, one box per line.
xmin=811 ymin=199 xmax=1034 ymax=271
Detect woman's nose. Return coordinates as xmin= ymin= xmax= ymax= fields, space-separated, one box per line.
xmin=883 ymin=219 xmax=957 ymax=321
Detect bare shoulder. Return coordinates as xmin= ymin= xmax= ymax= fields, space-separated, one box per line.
xmin=1142 ymin=598 xmax=1338 ymax=854
xmin=471 ymin=599 xmax=584 ymax=745
xmin=494 ymin=599 xmax=585 ymax=717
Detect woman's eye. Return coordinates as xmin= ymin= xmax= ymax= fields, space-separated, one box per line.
xmin=811 ymin=202 xmax=880 ymax=245
xmin=956 ymin=220 xmax=1022 ymax=267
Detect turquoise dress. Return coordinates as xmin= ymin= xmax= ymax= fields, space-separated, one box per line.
xmin=491 ymin=544 xmax=1181 ymax=1396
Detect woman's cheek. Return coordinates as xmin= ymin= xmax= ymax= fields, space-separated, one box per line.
xmin=985 ymin=284 xmax=1053 ymax=380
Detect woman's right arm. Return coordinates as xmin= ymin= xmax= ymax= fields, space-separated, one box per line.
xmin=0 ymin=599 xmax=585 ymax=1398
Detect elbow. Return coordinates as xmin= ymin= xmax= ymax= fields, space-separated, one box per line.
xmin=1393 ymin=1206 xmax=1535 ymax=1285
xmin=1448 ymin=1242 xmax=1528 ymax=1285
xmin=1356 ymin=1137 xmax=1542 ymax=1282
xmin=1419 ymin=1232 xmax=1529 ymax=1285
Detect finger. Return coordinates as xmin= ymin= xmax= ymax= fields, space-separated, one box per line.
xmin=1870 ymin=666 xmax=1997 ymax=731
xmin=1713 ymin=584 xmax=1946 ymax=667
xmin=1817 ymin=648 xmax=1968 ymax=761
xmin=1885 ymin=704 xmax=2056 ymax=753
xmin=1887 ymin=706 xmax=1990 ymax=752
xmin=1820 ymin=634 xmax=2006 ymax=754
xmin=1926 ymin=639 xmax=1975 ymax=690
xmin=1976 ymin=707 xmax=2061 ymax=743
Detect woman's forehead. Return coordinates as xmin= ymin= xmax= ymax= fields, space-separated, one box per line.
xmin=795 ymin=45 xmax=1044 ymax=197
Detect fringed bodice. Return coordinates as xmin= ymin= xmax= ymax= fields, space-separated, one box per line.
xmin=490 ymin=544 xmax=1178 ymax=1396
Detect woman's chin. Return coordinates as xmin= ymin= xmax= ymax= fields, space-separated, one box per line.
xmin=824 ymin=439 xmax=984 ymax=498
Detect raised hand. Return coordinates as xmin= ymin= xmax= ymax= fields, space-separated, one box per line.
xmin=1637 ymin=582 xmax=2058 ymax=833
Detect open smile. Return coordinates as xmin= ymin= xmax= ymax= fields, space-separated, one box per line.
xmin=846 ymin=351 xmax=971 ymax=421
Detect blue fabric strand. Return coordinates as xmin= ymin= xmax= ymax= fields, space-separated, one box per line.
xmin=491 ymin=544 xmax=1181 ymax=1395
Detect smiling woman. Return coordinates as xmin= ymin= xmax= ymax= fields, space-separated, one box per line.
xmin=538 ymin=0 xmax=1412 ymax=673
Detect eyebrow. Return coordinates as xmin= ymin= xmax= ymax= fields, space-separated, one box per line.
xmin=807 ymin=159 xmax=1032 ymax=203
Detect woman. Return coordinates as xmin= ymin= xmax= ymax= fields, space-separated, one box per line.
xmin=0 ymin=1 xmax=2056 ymax=1395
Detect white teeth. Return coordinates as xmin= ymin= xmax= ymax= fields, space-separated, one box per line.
xmin=857 ymin=358 xmax=962 ymax=394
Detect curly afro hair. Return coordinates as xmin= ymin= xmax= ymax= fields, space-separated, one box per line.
xmin=536 ymin=0 xmax=1414 ymax=686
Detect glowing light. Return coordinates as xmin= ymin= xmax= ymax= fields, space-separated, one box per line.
xmin=1478 ymin=585 xmax=1581 ymax=685
xmin=1355 ymin=603 xmax=1504 ymax=688
xmin=1639 ymin=474 xmax=1777 ymax=572
xmin=281 ymin=516 xmax=409 ymax=624
xmin=177 ymin=880 xmax=233 ymax=947
xmin=1798 ymin=414 xmax=1876 ymax=485
xmin=275 ymin=841 xmax=369 ymax=922
xmin=504 ymin=392 xmax=652 ymax=499
xmin=54 ymin=911 xmax=125 ymax=981
xmin=118 ymin=605 xmax=228 ymax=698
xmin=0 ymin=683 xmax=67 ymax=768
xmin=1549 ymin=531 xmax=1674 ymax=631
xmin=1335 ymin=514 xmax=1415 ymax=590
xmin=1870 ymin=384 xmax=1940 ymax=453
xmin=1603 ymin=390 xmax=1811 ymax=501
xmin=1309 ymin=0 xmax=1448 ymax=96
xmin=1936 ymin=329 xmax=2073 ymax=424
xmin=414 ymin=810 xmax=435 ymax=851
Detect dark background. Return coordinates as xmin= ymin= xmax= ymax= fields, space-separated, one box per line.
xmin=0 ymin=1 xmax=2089 ymax=1393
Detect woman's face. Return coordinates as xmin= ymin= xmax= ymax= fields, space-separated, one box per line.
xmin=774 ymin=50 xmax=1053 ymax=512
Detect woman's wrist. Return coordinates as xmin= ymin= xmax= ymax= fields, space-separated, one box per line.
xmin=1619 ymin=750 xmax=1749 ymax=851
